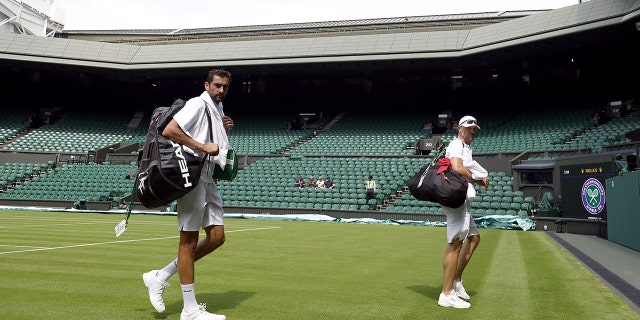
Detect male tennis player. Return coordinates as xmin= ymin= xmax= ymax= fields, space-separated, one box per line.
xmin=142 ymin=69 xmax=234 ymax=320
xmin=438 ymin=115 xmax=490 ymax=309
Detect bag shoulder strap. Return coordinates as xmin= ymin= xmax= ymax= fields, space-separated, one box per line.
xmin=201 ymin=98 xmax=213 ymax=163
xmin=174 ymin=98 xmax=214 ymax=163
xmin=416 ymin=142 xmax=446 ymax=183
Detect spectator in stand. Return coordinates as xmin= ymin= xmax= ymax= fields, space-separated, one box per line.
xmin=365 ymin=175 xmax=376 ymax=203
xmin=316 ymin=176 xmax=326 ymax=188
xmin=324 ymin=176 xmax=335 ymax=189
xmin=294 ymin=175 xmax=305 ymax=188
xmin=307 ymin=176 xmax=316 ymax=188
xmin=118 ymin=197 xmax=128 ymax=209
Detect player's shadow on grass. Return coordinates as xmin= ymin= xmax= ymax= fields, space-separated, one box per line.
xmin=160 ymin=290 xmax=255 ymax=318
xmin=407 ymin=284 xmax=441 ymax=301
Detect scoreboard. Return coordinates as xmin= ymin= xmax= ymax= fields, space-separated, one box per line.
xmin=560 ymin=161 xmax=617 ymax=219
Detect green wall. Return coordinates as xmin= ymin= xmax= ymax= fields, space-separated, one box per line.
xmin=605 ymin=170 xmax=640 ymax=251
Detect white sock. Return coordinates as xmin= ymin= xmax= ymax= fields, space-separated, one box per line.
xmin=181 ymin=283 xmax=198 ymax=311
xmin=158 ymin=259 xmax=178 ymax=282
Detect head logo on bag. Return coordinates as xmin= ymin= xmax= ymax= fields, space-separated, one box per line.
xmin=169 ymin=140 xmax=193 ymax=188
xmin=137 ymin=174 xmax=147 ymax=194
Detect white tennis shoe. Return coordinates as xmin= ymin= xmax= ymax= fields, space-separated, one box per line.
xmin=453 ymin=280 xmax=470 ymax=300
xmin=180 ymin=303 xmax=226 ymax=320
xmin=438 ymin=290 xmax=471 ymax=308
xmin=143 ymin=270 xmax=169 ymax=313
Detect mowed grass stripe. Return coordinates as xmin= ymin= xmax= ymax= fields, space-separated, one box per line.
xmin=471 ymin=230 xmax=533 ymax=317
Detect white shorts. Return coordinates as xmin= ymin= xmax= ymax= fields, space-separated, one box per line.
xmin=177 ymin=180 xmax=224 ymax=231
xmin=442 ymin=200 xmax=479 ymax=243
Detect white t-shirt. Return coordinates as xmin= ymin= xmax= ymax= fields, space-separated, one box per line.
xmin=446 ymin=138 xmax=487 ymax=179
xmin=173 ymin=91 xmax=229 ymax=183
xmin=446 ymin=138 xmax=472 ymax=163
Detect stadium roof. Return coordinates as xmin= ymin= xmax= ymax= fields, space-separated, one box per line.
xmin=59 ymin=11 xmax=542 ymax=41
xmin=0 ymin=0 xmax=639 ymax=74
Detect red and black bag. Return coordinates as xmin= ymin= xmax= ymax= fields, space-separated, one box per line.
xmin=408 ymin=146 xmax=468 ymax=208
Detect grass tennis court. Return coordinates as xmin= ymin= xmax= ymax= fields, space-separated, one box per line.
xmin=0 ymin=210 xmax=637 ymax=320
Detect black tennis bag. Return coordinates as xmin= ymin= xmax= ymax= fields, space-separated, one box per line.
xmin=135 ymin=99 xmax=206 ymax=208
xmin=408 ymin=152 xmax=468 ymax=208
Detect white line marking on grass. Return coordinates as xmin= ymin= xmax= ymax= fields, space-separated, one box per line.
xmin=1 ymin=216 xmax=271 ymax=228
xmin=0 ymin=244 xmax=49 ymax=249
xmin=0 ymin=236 xmax=177 ymax=255
xmin=1 ymin=216 xmax=118 ymax=227
xmin=0 ymin=226 xmax=281 ymax=255
xmin=33 ymin=222 xmax=113 ymax=228
xmin=228 ymin=227 xmax=281 ymax=233
xmin=1 ymin=215 xmax=98 ymax=221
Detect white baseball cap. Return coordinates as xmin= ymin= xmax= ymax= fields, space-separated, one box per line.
xmin=458 ymin=115 xmax=480 ymax=129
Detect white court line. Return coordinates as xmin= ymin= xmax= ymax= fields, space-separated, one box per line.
xmin=0 ymin=244 xmax=49 ymax=249
xmin=0 ymin=215 xmax=270 ymax=228
xmin=0 ymin=221 xmax=148 ymax=228
xmin=1 ymin=221 xmax=277 ymax=228
xmin=0 ymin=216 xmax=122 ymax=227
xmin=0 ymin=226 xmax=280 ymax=255
xmin=17 ymin=222 xmax=114 ymax=228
